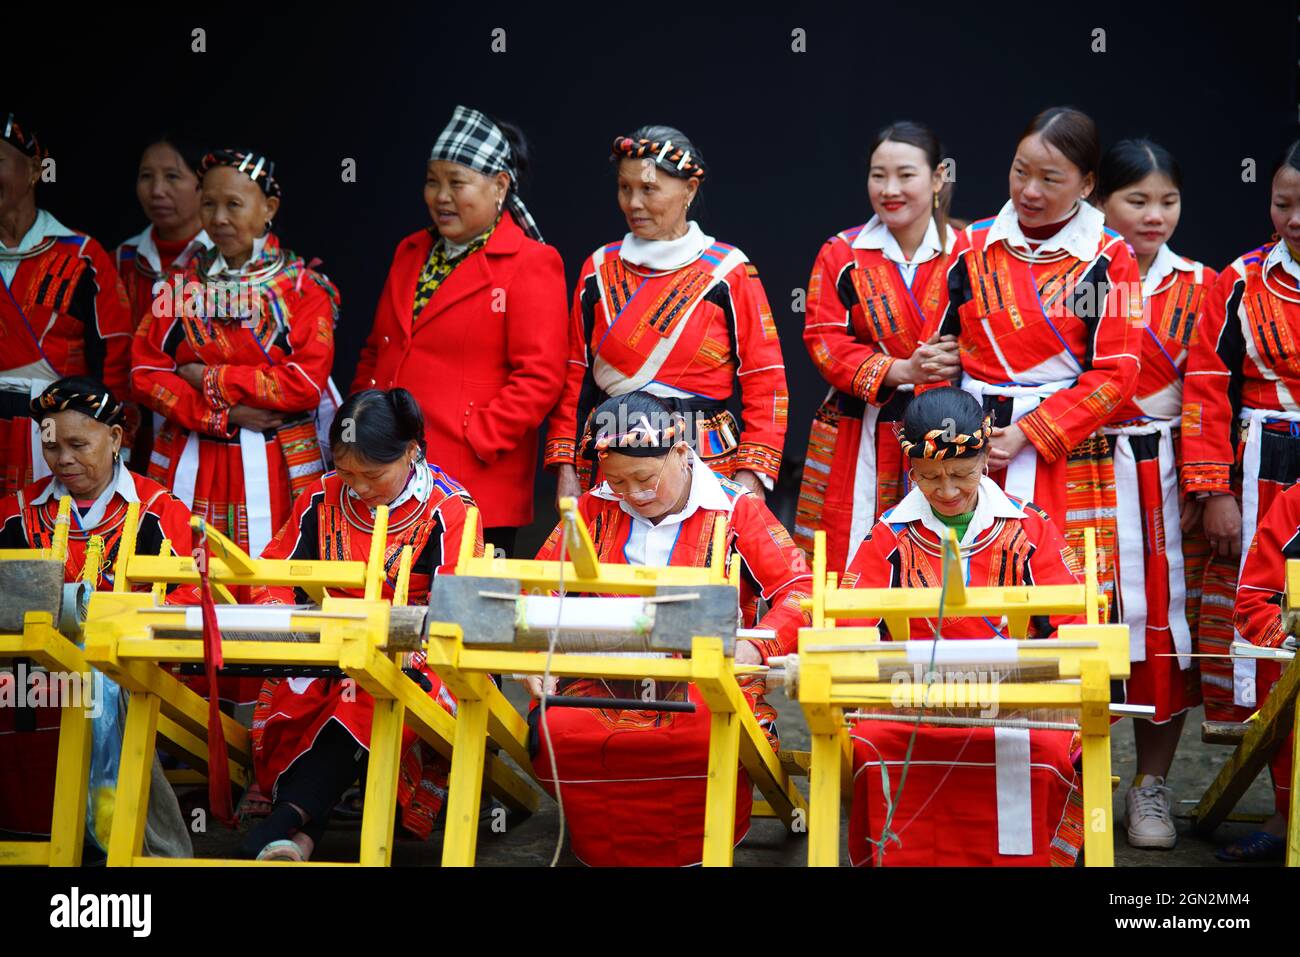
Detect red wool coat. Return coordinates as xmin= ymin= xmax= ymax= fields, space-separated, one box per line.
xmin=351 ymin=214 xmax=568 ymax=528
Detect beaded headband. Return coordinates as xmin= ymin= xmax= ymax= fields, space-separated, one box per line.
xmin=592 ymin=414 xmax=685 ymax=459
xmin=2 ymin=112 xmax=45 ymax=160
xmin=898 ymin=415 xmax=993 ymax=460
xmin=199 ymin=148 xmax=281 ymax=199
xmin=30 ymin=383 xmax=125 ymax=427
xmin=611 ymin=135 xmax=706 ymax=181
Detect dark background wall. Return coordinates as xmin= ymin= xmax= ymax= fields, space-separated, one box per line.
xmin=12 ymin=3 xmax=1298 ymax=551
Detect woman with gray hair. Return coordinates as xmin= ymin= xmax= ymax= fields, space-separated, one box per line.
xmin=352 ymin=105 xmax=567 ymax=558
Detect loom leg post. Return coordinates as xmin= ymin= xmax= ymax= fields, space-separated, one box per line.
xmin=440 ymin=696 xmax=489 ymax=867
xmin=359 ymin=696 xmax=404 ymax=867
xmin=107 ymin=691 xmax=161 ymax=867
xmin=1080 ymin=731 xmax=1114 ymax=867
xmin=1288 ymin=692 xmax=1300 ymax=868
xmin=1079 ymin=659 xmax=1114 ymax=867
xmin=48 ymin=699 xmax=92 ymax=866
xmin=808 ymin=730 xmax=843 ymax=866
xmin=701 ymin=706 xmax=741 ymax=867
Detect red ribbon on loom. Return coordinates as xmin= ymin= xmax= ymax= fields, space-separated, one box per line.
xmin=198 ymin=528 xmax=237 ymax=827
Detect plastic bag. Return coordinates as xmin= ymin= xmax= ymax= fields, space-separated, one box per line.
xmin=85 ymin=669 xmax=125 ymax=852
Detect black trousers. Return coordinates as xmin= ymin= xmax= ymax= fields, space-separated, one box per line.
xmin=240 ymin=719 xmax=364 ymax=856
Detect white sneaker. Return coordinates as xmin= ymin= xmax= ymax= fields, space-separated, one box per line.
xmin=1125 ymin=775 xmax=1176 ymax=849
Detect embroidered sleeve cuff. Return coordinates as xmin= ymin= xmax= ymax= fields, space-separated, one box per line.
xmin=1256 ymin=619 xmax=1288 ymax=649
xmin=202 ymin=365 xmax=233 ymax=410
xmin=733 ymin=442 xmax=782 ymax=482
xmin=203 ymin=406 xmax=232 ymax=438
xmin=1017 ymin=409 xmax=1071 ymax=463
xmin=752 ymin=638 xmax=784 ymax=665
xmin=544 ymin=436 xmax=578 ymax=470
xmin=1181 ymin=464 xmax=1232 ymax=497
xmin=850 ymin=353 xmax=896 ymax=405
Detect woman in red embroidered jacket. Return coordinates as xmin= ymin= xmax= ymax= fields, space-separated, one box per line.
xmin=527 ymin=391 xmax=810 ymax=866
xmin=1221 ymin=482 xmax=1300 ymax=862
xmin=0 ymin=112 xmax=134 ymax=498
xmin=243 ymin=389 xmax=482 ymax=862
xmin=132 ymin=148 xmax=337 ymax=583
xmin=547 ymin=126 xmax=789 ymax=506
xmin=1094 ymin=140 xmax=1217 ymax=851
xmin=351 ymin=106 xmax=566 ymax=555
xmin=0 ymin=378 xmax=193 ymax=848
xmin=929 ymin=107 xmax=1141 ymax=609
xmin=796 ymin=121 xmax=961 ymax=572
xmin=1182 ymin=139 xmax=1300 ymax=726
xmin=843 ymin=388 xmax=1087 ymax=866
xmin=115 ymin=134 xmax=213 ymax=471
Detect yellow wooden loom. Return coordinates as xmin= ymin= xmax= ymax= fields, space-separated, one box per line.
xmin=0 ymin=498 xmax=98 ymax=866
xmin=79 ymin=506 xmax=539 ymax=866
xmin=786 ymin=526 xmax=1128 ymax=867
xmin=422 ymin=496 xmax=808 ymax=867
xmin=1189 ymin=559 xmax=1300 ymax=866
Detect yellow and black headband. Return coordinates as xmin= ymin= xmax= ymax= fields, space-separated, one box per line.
xmin=591 ymin=414 xmax=686 ymax=459
xmin=611 ymin=135 xmax=706 ymax=181
xmin=30 ymin=382 xmax=124 ymax=427
xmin=898 ymin=415 xmax=993 ymax=460
xmin=2 ymin=112 xmax=45 ymax=161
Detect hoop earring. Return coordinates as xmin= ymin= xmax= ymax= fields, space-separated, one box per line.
xmin=262 ymin=219 xmax=273 ymax=236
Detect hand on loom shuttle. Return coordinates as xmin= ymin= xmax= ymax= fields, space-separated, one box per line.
xmin=986 ymin=423 xmax=1029 ymax=468
xmin=523 ymin=674 xmax=559 ymax=699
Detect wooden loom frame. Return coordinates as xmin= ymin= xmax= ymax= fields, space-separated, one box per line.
xmin=794 ymin=526 xmax=1129 ymax=867
xmin=77 ymin=506 xmax=539 ymax=867
xmin=1189 ymin=559 xmax=1300 ymax=866
xmin=0 ymin=498 xmax=95 ymax=866
xmin=422 ymin=496 xmax=808 ymax=867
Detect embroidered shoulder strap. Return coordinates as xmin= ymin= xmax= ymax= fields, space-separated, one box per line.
xmin=592 ymin=243 xmax=749 ymax=395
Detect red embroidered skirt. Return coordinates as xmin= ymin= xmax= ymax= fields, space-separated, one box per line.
xmin=848 ymin=720 xmax=1081 ymax=866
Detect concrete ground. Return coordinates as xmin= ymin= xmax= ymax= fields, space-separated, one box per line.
xmin=186 ymin=684 xmax=1283 ymax=867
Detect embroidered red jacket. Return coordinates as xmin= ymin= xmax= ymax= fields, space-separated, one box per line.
xmin=114 ymin=226 xmax=210 ymax=330
xmin=535 ymin=468 xmax=811 ymax=661
xmin=249 ymin=465 xmax=481 ymax=605
xmin=1235 ymin=481 xmax=1300 ymax=650
xmin=932 ymin=217 xmax=1141 ymax=461
xmin=844 ymin=487 xmax=1085 ymax=639
xmin=0 ymin=223 xmax=133 ymax=398
xmin=131 ymin=233 xmax=337 ymax=437
xmin=544 ymin=240 xmax=789 ymax=483
xmin=1181 ymin=241 xmax=1300 ymax=495
xmin=0 ymin=471 xmax=193 ymax=588
xmin=804 ymin=224 xmax=950 ymax=405
xmin=1109 ymin=251 xmax=1216 ymax=424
